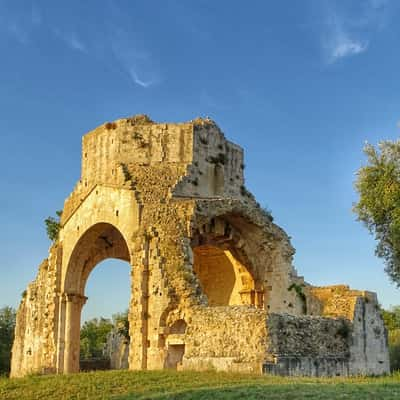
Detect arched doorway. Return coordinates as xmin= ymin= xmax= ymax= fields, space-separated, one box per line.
xmin=60 ymin=223 xmax=131 ymax=373
xmin=80 ymin=258 xmax=131 ymax=371
xmin=191 ymin=216 xmax=265 ymax=308
xmin=193 ymin=245 xmax=256 ymax=306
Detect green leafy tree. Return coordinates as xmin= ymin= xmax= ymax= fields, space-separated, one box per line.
xmin=354 ymin=141 xmax=400 ymax=286
xmin=44 ymin=210 xmax=62 ymax=242
xmin=112 ymin=310 xmax=129 ymax=341
xmin=80 ymin=318 xmax=113 ymax=359
xmin=0 ymin=306 xmax=16 ymax=375
xmin=382 ymin=306 xmax=400 ymax=331
xmin=382 ymin=306 xmax=400 ymax=371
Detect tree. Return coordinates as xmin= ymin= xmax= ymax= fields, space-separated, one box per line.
xmin=80 ymin=318 xmax=113 ymax=359
xmin=44 ymin=210 xmax=62 ymax=242
xmin=382 ymin=306 xmax=400 ymax=371
xmin=112 ymin=310 xmax=129 ymax=341
xmin=382 ymin=305 xmax=400 ymax=331
xmin=0 ymin=306 xmax=16 ymax=375
xmin=354 ymin=141 xmax=400 ymax=287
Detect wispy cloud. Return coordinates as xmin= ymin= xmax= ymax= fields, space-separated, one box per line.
xmin=109 ymin=24 xmax=160 ymax=89
xmin=129 ymin=68 xmax=154 ymax=88
xmin=53 ymin=29 xmax=87 ymax=53
xmin=323 ymin=15 xmax=368 ymax=63
xmin=331 ymin=39 xmax=368 ymax=60
xmin=0 ymin=3 xmax=30 ymax=45
xmin=319 ymin=0 xmax=396 ymax=64
xmin=0 ymin=1 xmax=160 ymax=89
xmin=6 ymin=21 xmax=29 ymax=45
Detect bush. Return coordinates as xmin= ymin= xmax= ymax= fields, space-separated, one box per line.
xmin=44 ymin=210 xmax=62 ymax=242
xmin=0 ymin=307 xmax=16 ymax=375
xmin=389 ymin=329 xmax=400 ymax=371
xmin=80 ymin=318 xmax=113 ymax=359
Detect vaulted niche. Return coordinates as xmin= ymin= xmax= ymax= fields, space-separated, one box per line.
xmin=193 ymin=245 xmax=256 ymax=306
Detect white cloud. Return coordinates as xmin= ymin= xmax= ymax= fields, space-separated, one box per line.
xmin=53 ymin=29 xmax=87 ymax=53
xmin=319 ymin=1 xmax=395 ymax=64
xmin=332 ymin=39 xmax=368 ymax=59
xmin=0 ymin=2 xmax=43 ymax=45
xmin=129 ymin=68 xmax=154 ymax=88
xmin=110 ymin=27 xmax=159 ymax=88
xmin=327 ymin=33 xmax=368 ymax=63
xmin=0 ymin=2 xmax=160 ymax=88
xmin=66 ymin=34 xmax=86 ymax=53
xmin=6 ymin=21 xmax=29 ymax=44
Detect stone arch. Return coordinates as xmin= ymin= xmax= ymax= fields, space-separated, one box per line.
xmin=64 ymin=222 xmax=131 ymax=294
xmin=59 ymin=222 xmax=132 ymax=374
xmin=169 ymin=319 xmax=187 ymax=335
xmin=191 ymin=215 xmax=265 ymax=308
xmin=193 ymin=245 xmax=255 ymax=306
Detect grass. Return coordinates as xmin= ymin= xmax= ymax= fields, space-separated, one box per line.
xmin=0 ymin=370 xmax=400 ymax=400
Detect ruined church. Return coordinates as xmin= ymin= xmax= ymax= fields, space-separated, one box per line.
xmin=11 ymin=115 xmax=389 ymax=377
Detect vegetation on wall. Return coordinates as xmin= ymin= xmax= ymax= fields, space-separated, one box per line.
xmin=0 ymin=307 xmax=16 ymax=375
xmin=287 ymin=283 xmax=307 ymax=314
xmin=44 ymin=210 xmax=62 ymax=242
xmin=354 ymin=141 xmax=400 ymax=286
xmin=261 ymin=205 xmax=274 ymax=222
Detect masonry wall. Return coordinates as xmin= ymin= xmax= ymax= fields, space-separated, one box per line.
xmin=11 ymin=245 xmax=61 ymax=377
xmin=182 ymin=306 xmax=268 ymax=373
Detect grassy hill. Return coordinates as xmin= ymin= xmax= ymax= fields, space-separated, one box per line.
xmin=1 ymin=370 xmax=400 ymax=400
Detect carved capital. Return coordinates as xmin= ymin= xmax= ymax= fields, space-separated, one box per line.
xmin=64 ymin=293 xmax=87 ymax=305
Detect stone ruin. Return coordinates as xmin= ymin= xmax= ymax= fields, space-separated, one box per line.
xmin=11 ymin=115 xmax=390 ymax=377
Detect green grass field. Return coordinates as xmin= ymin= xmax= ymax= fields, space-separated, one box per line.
xmin=1 ymin=370 xmax=400 ymax=400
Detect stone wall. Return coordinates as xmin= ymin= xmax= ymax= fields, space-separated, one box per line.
xmin=11 ymin=244 xmax=61 ymax=377
xmin=182 ymin=306 xmax=268 ymax=373
xmin=267 ymin=313 xmax=351 ymax=358
xmin=307 ymin=285 xmax=390 ymax=374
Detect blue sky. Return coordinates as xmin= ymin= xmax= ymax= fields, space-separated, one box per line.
xmin=0 ymin=0 xmax=399 ymax=320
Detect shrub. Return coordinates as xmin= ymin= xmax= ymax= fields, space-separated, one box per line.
xmin=389 ymin=329 xmax=400 ymax=371
xmin=0 ymin=306 xmax=16 ymax=375
xmin=44 ymin=210 xmax=62 ymax=242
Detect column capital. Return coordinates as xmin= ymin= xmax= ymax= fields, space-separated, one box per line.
xmin=63 ymin=292 xmax=87 ymax=305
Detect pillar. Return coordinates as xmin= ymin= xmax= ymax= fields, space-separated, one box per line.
xmin=56 ymin=293 xmax=67 ymax=373
xmin=63 ymin=293 xmax=87 ymax=373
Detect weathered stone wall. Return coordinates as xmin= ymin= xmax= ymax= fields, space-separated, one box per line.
xmin=11 ymin=244 xmax=61 ymax=377
xmin=11 ymin=115 xmax=389 ymax=378
xmin=262 ymin=313 xmax=352 ymax=377
xmin=266 ymin=313 xmax=351 ymax=358
xmin=182 ymin=306 xmax=268 ymax=373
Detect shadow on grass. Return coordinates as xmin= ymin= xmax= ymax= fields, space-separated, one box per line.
xmin=116 ymin=382 xmax=400 ymax=400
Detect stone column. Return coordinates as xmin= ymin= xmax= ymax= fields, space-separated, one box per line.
xmin=129 ymin=236 xmax=150 ymax=370
xmin=56 ymin=293 xmax=67 ymax=373
xmin=63 ymin=293 xmax=87 ymax=373
xmin=255 ymin=290 xmax=265 ymax=309
xmin=239 ymin=289 xmax=255 ymax=306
